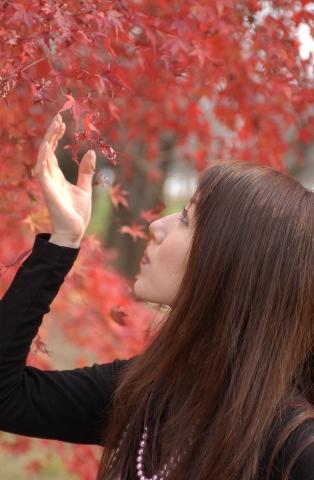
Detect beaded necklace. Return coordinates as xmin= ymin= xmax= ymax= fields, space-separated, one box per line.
xmin=110 ymin=425 xmax=177 ymax=480
xmin=136 ymin=427 xmax=179 ymax=480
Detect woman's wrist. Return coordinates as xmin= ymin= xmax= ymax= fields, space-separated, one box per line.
xmin=48 ymin=233 xmax=82 ymax=248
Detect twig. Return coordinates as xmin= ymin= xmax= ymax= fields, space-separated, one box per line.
xmin=47 ymin=54 xmax=66 ymax=96
xmin=1 ymin=55 xmax=48 ymax=82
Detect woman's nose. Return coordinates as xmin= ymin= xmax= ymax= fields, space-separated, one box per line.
xmin=149 ymin=218 xmax=167 ymax=244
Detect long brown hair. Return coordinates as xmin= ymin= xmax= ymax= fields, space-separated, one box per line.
xmin=98 ymin=161 xmax=314 ymax=480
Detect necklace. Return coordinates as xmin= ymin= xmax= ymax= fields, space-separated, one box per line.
xmin=136 ymin=427 xmax=176 ymax=480
xmin=110 ymin=425 xmax=177 ymax=480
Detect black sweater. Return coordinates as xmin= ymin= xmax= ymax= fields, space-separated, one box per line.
xmin=1 ymin=234 xmax=314 ymax=479
xmin=0 ymin=234 xmax=128 ymax=446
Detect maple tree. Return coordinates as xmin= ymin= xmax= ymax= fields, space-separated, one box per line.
xmin=1 ymin=0 xmax=314 ymax=477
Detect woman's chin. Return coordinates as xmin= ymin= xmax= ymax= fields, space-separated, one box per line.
xmin=133 ymin=281 xmax=153 ymax=304
xmin=133 ymin=279 xmax=145 ymax=301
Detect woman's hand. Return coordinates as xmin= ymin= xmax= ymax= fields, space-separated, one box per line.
xmin=34 ymin=114 xmax=96 ymax=248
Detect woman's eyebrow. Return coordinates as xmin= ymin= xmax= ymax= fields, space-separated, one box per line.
xmin=186 ymin=197 xmax=196 ymax=212
xmin=188 ymin=197 xmax=196 ymax=207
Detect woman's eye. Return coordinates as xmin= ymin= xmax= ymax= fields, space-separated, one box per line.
xmin=180 ymin=207 xmax=188 ymax=224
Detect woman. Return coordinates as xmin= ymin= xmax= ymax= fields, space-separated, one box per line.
xmin=1 ymin=114 xmax=314 ymax=479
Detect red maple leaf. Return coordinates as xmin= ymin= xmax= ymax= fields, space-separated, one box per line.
xmin=1 ymin=248 xmax=32 ymax=268
xmin=120 ymin=222 xmax=148 ymax=242
xmin=110 ymin=306 xmax=128 ymax=326
xmin=0 ymin=248 xmax=32 ymax=276
xmin=94 ymin=137 xmax=118 ymax=164
xmin=108 ymin=99 xmax=121 ymax=122
xmin=35 ymin=31 xmax=56 ymax=49
xmin=7 ymin=3 xmax=38 ymax=29
xmin=140 ymin=203 xmax=166 ymax=223
xmin=104 ymin=38 xmax=118 ymax=62
xmin=84 ymin=115 xmax=100 ymax=134
xmin=59 ymin=94 xmax=91 ymax=129
xmin=105 ymin=67 xmax=134 ymax=95
xmin=31 ymin=78 xmax=54 ymax=104
xmin=31 ymin=335 xmax=51 ymax=356
xmin=63 ymin=141 xmax=80 ymax=164
xmin=0 ymin=76 xmax=17 ymax=105
xmin=109 ymin=183 xmax=129 ymax=210
xmin=106 ymin=8 xmax=125 ymax=38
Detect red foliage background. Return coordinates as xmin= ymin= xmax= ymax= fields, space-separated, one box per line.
xmin=1 ymin=0 xmax=314 ymax=477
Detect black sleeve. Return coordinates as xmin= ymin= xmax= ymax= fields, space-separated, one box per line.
xmin=290 ymin=445 xmax=314 ymax=479
xmin=0 ymin=234 xmax=128 ymax=445
xmin=270 ymin=419 xmax=314 ymax=480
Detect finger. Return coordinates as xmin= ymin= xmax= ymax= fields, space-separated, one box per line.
xmin=40 ymin=114 xmax=62 ymax=147
xmin=34 ymin=141 xmax=49 ymax=176
xmin=48 ymin=121 xmax=64 ymax=152
xmin=52 ymin=122 xmax=66 ymax=152
xmin=35 ymin=142 xmax=66 ymax=196
xmin=43 ymin=114 xmax=62 ymax=141
xmin=77 ymin=150 xmax=96 ymax=193
xmin=36 ymin=141 xmax=56 ymax=176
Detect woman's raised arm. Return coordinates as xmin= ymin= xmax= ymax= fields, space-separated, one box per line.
xmin=34 ymin=114 xmax=96 ymax=247
xmin=0 ymin=116 xmax=128 ymax=445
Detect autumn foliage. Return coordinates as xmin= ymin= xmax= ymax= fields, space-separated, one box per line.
xmin=1 ymin=0 xmax=314 ymax=477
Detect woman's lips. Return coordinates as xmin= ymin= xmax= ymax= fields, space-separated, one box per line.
xmin=140 ymin=248 xmax=150 ymax=265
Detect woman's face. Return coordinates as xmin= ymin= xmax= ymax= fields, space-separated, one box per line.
xmin=133 ymin=203 xmax=194 ymax=306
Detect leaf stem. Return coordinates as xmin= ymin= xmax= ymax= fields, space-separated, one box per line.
xmin=20 ymin=55 xmax=48 ymax=73
xmin=47 ymin=54 xmax=66 ymax=96
xmin=1 ymin=55 xmax=48 ymax=82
